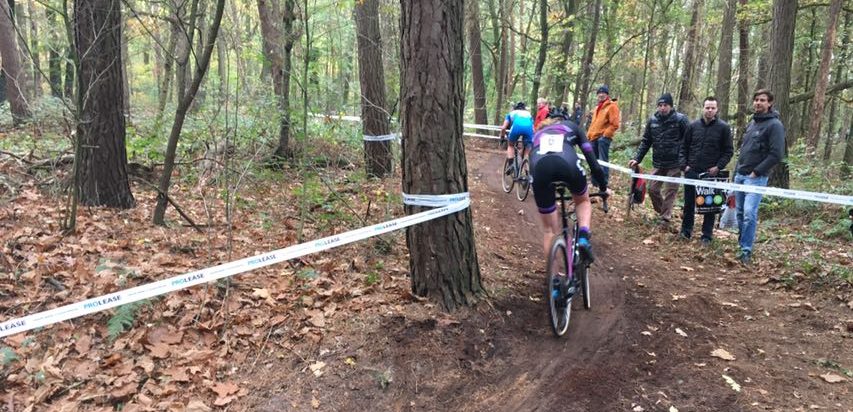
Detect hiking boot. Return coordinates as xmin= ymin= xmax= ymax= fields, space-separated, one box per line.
xmin=576 ymin=237 xmax=595 ymax=265
xmin=739 ymin=250 xmax=752 ymax=265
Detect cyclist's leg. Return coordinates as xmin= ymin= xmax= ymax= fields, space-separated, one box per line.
xmin=532 ymin=157 xmax=561 ymax=258
xmin=522 ymin=131 xmax=534 ymax=159
xmin=562 ymin=152 xmax=595 ymax=262
xmin=507 ymin=128 xmax=520 ymax=160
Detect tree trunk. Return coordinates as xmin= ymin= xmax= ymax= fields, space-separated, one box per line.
xmin=74 ymin=0 xmax=134 ymax=208
xmin=529 ymin=0 xmax=548 ymax=105
xmin=735 ymin=0 xmax=749 ymax=145
xmin=824 ymin=13 xmax=850 ymax=161
xmin=636 ymin=0 xmax=657 ymax=136
xmin=355 ymin=0 xmax=392 ymax=177
xmin=157 ymin=26 xmax=178 ymax=118
xmin=466 ymin=0 xmax=488 ymax=124
xmin=493 ymin=0 xmax=509 ymax=124
xmin=574 ymin=0 xmax=601 ymax=110
xmin=842 ymin=114 xmax=853 ymax=177
xmin=715 ymin=0 xmax=737 ymax=120
xmin=766 ymin=0 xmax=796 ymax=189
xmin=46 ymin=6 xmax=63 ymax=98
xmin=121 ymin=14 xmax=130 ymax=117
xmin=152 ymin=0 xmax=225 ymax=225
xmin=0 ymin=0 xmax=31 ymax=122
xmin=796 ymin=9 xmax=818 ymax=139
xmin=400 ymin=0 xmax=483 ymax=311
xmin=755 ymin=23 xmax=770 ymax=90
xmin=804 ymin=0 xmax=842 ymax=153
xmin=553 ymin=0 xmax=577 ymax=106
xmin=677 ymin=0 xmax=703 ymax=116
xmin=27 ymin=0 xmax=41 ymax=99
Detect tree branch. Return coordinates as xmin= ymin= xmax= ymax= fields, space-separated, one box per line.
xmin=788 ymin=79 xmax=853 ymax=104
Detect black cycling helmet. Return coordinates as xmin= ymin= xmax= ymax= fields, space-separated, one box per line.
xmin=514 ymin=101 xmax=527 ymax=110
xmin=547 ymin=106 xmax=570 ymax=120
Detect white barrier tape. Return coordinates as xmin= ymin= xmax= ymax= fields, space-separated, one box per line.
xmin=308 ymin=113 xmax=361 ymax=122
xmin=464 ymin=123 xmax=503 ymax=131
xmin=463 ymin=132 xmax=500 ymax=140
xmin=595 ymin=160 xmax=852 ymax=206
xmin=363 ymin=133 xmax=400 ymax=142
xmin=403 ymin=192 xmax=471 ymax=207
xmin=0 ymin=198 xmax=470 ymax=338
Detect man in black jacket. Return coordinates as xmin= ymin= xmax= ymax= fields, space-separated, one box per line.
xmin=679 ymin=96 xmax=734 ymax=244
xmin=734 ymin=89 xmax=786 ymax=264
xmin=629 ymin=92 xmax=689 ymax=227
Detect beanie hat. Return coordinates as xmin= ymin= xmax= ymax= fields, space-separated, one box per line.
xmin=657 ymin=92 xmax=674 ymax=106
xmin=596 ymin=85 xmax=610 ymax=95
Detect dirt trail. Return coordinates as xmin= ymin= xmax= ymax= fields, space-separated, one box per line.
xmin=240 ymin=140 xmax=852 ymax=412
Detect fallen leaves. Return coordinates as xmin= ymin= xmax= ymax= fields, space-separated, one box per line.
xmin=711 ymin=348 xmax=736 ymax=361
xmin=675 ymin=328 xmax=688 ymax=337
xmin=722 ymin=374 xmax=741 ymax=392
xmin=819 ymin=373 xmax=847 ymax=383
xmin=211 ymin=381 xmax=241 ymax=406
xmin=309 ymin=361 xmax=327 ymax=377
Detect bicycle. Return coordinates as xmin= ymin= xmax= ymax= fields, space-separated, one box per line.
xmin=501 ymin=139 xmax=531 ymax=201
xmin=545 ymin=184 xmax=608 ymax=337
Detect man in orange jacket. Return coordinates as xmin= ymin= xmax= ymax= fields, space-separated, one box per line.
xmin=586 ymin=85 xmax=620 ymax=188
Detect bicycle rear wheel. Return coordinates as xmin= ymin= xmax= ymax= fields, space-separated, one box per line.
xmin=516 ymin=158 xmax=530 ymax=201
xmin=546 ymin=235 xmax=571 ymax=337
xmin=502 ymin=158 xmax=515 ymax=193
xmin=578 ymin=261 xmax=591 ymax=310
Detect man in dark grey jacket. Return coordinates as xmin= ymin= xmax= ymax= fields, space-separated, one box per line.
xmin=734 ymin=89 xmax=786 ymax=264
xmin=679 ymin=96 xmax=734 ymax=244
xmin=629 ymin=92 xmax=689 ymax=227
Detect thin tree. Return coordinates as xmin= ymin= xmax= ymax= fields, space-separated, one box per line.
xmin=0 ymin=0 xmax=31 ymax=122
xmin=400 ymin=0 xmax=483 ymax=310
xmin=529 ymin=0 xmax=548 ymax=105
xmin=153 ymin=0 xmax=226 ymax=225
xmin=73 ymin=0 xmax=134 ymax=209
xmin=805 ymin=0 xmax=843 ymax=153
xmin=257 ymin=0 xmax=298 ymax=159
xmin=735 ymin=0 xmax=749 ymax=144
xmin=715 ymin=0 xmax=737 ymax=121
xmin=355 ymin=0 xmax=392 ymax=177
xmin=466 ymin=0 xmax=488 ymax=125
xmin=824 ymin=13 xmax=849 ymax=161
xmin=677 ymin=0 xmax=703 ymax=117
xmin=573 ymin=0 xmax=601 ymax=110
xmin=552 ymin=0 xmax=578 ymax=106
xmin=766 ymin=0 xmax=796 ymax=189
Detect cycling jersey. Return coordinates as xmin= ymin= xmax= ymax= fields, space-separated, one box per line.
xmin=506 ymin=109 xmax=534 ymax=146
xmin=530 ymin=121 xmax=606 ymax=213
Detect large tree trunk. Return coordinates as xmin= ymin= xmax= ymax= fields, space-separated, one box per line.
xmin=355 ymin=0 xmax=392 ymax=177
xmin=805 ymin=0 xmax=842 ymax=153
xmin=715 ymin=0 xmax=737 ymax=120
xmin=574 ymin=0 xmax=601 ymax=110
xmin=466 ymin=0 xmax=488 ymax=124
xmin=400 ymin=0 xmax=482 ymax=311
xmin=677 ymin=0 xmax=703 ymax=116
xmin=529 ymin=0 xmax=548 ymax=105
xmin=766 ymin=0 xmax=797 ymax=189
xmin=0 ymin=0 xmax=31 ymax=122
xmin=74 ymin=0 xmax=134 ymax=208
xmin=257 ymin=0 xmax=296 ymax=159
xmin=735 ymin=0 xmax=750 ymax=145
xmin=152 ymin=0 xmax=226 ymax=225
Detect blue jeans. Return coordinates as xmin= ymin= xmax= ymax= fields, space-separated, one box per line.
xmin=591 ymin=137 xmax=611 ymax=187
xmin=734 ymin=173 xmax=768 ymax=253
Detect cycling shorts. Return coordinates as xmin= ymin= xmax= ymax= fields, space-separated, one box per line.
xmin=531 ymin=153 xmax=588 ymax=214
xmin=508 ymin=125 xmax=534 ymax=148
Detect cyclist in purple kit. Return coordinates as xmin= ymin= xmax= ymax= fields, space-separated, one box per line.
xmin=530 ymin=107 xmax=608 ymax=263
xmin=500 ymin=102 xmax=535 ymax=175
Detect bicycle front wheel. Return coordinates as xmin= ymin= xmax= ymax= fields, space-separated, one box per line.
xmin=502 ymin=159 xmax=515 ymax=193
xmin=516 ymin=158 xmax=531 ymax=201
xmin=546 ymin=235 xmax=571 ymax=337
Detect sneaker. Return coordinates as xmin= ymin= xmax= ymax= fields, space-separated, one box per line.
xmin=576 ymin=238 xmax=595 ymax=265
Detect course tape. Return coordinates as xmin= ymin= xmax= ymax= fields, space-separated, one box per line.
xmin=363 ymin=133 xmax=399 ymax=142
xmin=464 ymin=123 xmax=503 ymax=131
xmin=403 ymin=192 xmax=471 ymax=207
xmin=0 ymin=197 xmax=470 ymax=338
xmin=596 ymin=160 xmax=852 ymax=206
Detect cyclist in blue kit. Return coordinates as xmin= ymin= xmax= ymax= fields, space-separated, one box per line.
xmin=500 ymin=102 xmax=535 ymax=174
xmin=530 ymin=107 xmax=608 ymax=262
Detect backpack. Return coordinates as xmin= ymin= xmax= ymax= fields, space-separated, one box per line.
xmin=630 ymin=166 xmax=646 ymax=204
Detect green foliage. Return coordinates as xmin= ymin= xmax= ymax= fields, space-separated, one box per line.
xmin=364 ymin=271 xmax=380 ymax=286
xmin=107 ymin=300 xmax=151 ymax=342
xmin=0 ymin=346 xmax=18 ymax=367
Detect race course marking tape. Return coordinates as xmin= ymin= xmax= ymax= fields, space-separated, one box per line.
xmin=403 ymin=192 xmax=470 ymax=207
xmin=596 ymin=160 xmax=853 ymax=206
xmin=363 ymin=133 xmax=400 ymax=142
xmin=0 ymin=197 xmax=470 ymax=338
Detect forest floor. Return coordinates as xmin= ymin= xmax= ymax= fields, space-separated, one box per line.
xmin=0 ymin=137 xmax=851 ymax=411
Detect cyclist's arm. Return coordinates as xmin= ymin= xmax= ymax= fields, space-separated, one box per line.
xmin=571 ymin=123 xmax=607 ymax=191
xmin=500 ymin=117 xmax=511 ymax=138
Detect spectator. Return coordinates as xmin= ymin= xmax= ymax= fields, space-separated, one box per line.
xmin=570 ymin=103 xmax=584 ymax=125
xmin=534 ymin=97 xmax=550 ymax=131
xmin=678 ymin=96 xmax=734 ymax=245
xmin=586 ymin=85 xmax=620 ymax=189
xmin=733 ymin=89 xmax=785 ymax=265
xmin=629 ymin=92 xmax=689 ymax=229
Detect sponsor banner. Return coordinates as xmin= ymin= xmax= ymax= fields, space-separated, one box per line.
xmin=0 ymin=197 xmax=470 ymax=338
